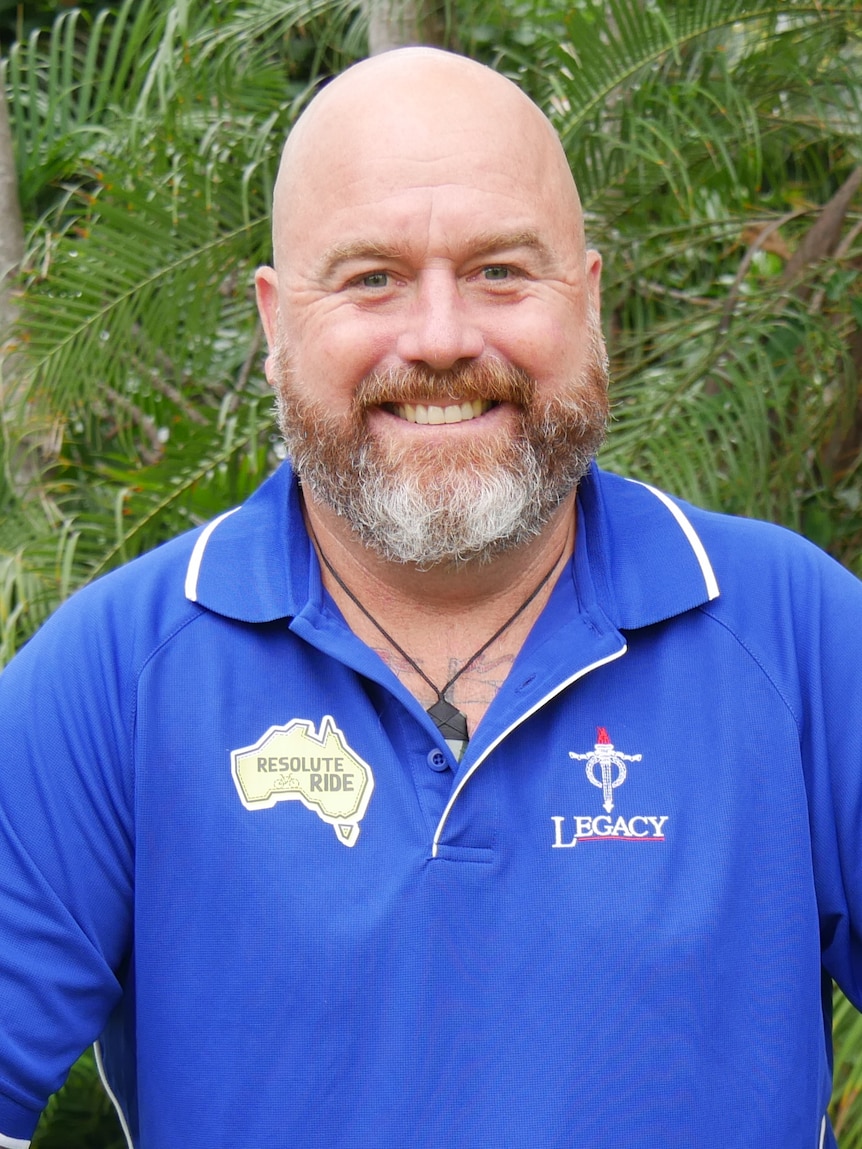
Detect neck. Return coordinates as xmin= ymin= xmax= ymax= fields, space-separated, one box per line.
xmin=303 ymin=490 xmax=578 ymax=617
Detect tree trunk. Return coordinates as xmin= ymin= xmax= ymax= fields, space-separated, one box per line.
xmin=364 ymin=0 xmax=448 ymax=55
xmin=0 ymin=79 xmax=24 ymax=340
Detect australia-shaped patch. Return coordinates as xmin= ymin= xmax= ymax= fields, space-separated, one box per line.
xmin=231 ymin=716 xmax=374 ymax=846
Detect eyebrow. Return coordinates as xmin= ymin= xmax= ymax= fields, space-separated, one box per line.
xmin=467 ymin=229 xmax=552 ymax=262
xmin=316 ymin=230 xmax=552 ymax=280
xmin=317 ymin=241 xmax=402 ymax=280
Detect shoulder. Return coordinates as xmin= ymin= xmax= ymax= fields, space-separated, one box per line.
xmin=3 ymin=524 xmax=209 ymax=697
xmin=584 ymin=466 xmax=862 ymax=656
xmin=7 ymin=463 xmax=305 ymax=677
xmin=678 ymin=492 xmax=860 ymax=607
xmin=594 ymin=466 xmax=858 ymax=593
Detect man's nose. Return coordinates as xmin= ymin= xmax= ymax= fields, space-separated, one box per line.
xmin=395 ymin=273 xmax=484 ymax=370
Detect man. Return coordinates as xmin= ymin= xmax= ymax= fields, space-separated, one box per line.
xmin=0 ymin=47 xmax=858 ymax=1149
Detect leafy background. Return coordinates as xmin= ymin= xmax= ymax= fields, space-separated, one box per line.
xmin=0 ymin=0 xmax=860 ymax=1144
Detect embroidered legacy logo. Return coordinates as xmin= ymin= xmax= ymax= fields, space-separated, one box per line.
xmin=231 ymin=716 xmax=374 ymax=846
xmin=569 ymin=725 xmax=641 ymax=812
xmin=552 ymin=727 xmax=668 ymax=848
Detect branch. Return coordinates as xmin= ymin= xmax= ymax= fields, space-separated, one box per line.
xmin=781 ymin=166 xmax=862 ymax=296
xmin=717 ymin=209 xmax=809 ymax=341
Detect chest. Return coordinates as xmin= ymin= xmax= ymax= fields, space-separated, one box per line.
xmin=132 ymin=612 xmax=812 ymax=912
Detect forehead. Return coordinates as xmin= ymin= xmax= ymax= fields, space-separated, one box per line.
xmin=274 ymin=61 xmax=582 ymax=272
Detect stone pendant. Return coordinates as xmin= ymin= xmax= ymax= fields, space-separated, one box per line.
xmin=426 ymin=696 xmax=469 ymax=742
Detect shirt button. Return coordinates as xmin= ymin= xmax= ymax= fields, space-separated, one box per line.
xmin=427 ymin=748 xmax=449 ymax=771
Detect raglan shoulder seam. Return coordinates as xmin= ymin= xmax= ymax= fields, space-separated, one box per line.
xmin=127 ymin=603 xmax=212 ymax=819
xmin=696 ymin=602 xmax=803 ymax=736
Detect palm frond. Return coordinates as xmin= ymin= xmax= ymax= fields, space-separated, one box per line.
xmin=7 ymin=0 xmax=182 ymax=204
xmin=17 ymin=186 xmax=266 ymax=416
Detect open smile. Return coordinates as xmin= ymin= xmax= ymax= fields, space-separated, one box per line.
xmin=387 ymin=399 xmax=496 ymax=425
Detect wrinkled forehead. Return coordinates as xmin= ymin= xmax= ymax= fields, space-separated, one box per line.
xmin=271 ymin=50 xmax=583 ymax=257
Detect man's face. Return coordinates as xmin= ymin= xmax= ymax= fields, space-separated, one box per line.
xmin=256 ymin=55 xmax=609 ymax=565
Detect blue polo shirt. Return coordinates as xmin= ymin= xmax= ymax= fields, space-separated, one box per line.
xmin=0 ymin=462 xmax=859 ymax=1148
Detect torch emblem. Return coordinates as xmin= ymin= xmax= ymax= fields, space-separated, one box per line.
xmin=569 ymin=727 xmax=643 ymax=812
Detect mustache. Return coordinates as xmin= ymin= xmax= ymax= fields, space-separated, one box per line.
xmin=353 ymin=360 xmax=536 ymax=409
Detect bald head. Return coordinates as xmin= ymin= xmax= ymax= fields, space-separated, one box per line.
xmin=270 ymin=48 xmax=585 ymax=265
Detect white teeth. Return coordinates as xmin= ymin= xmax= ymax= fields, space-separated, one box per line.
xmin=393 ymin=399 xmax=492 ymax=425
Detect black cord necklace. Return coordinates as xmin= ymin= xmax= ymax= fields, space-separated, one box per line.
xmin=310 ymin=524 xmax=564 ymax=758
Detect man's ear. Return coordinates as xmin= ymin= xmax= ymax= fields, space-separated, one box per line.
xmin=255 ymin=265 xmax=280 ymax=349
xmin=585 ymin=249 xmax=602 ymax=314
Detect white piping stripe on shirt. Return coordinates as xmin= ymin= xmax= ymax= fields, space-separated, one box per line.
xmin=94 ymin=1041 xmax=135 ymax=1149
xmin=432 ymin=644 xmax=628 ymax=857
xmin=819 ymin=1114 xmax=827 ymax=1149
xmin=184 ymin=508 xmax=240 ymax=603
xmin=0 ymin=1133 xmax=30 ymax=1148
xmin=625 ymin=478 xmax=720 ymax=601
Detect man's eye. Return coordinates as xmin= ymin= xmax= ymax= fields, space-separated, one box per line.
xmin=360 ymin=272 xmax=389 ymax=288
xmin=482 ymin=266 xmax=510 ymax=281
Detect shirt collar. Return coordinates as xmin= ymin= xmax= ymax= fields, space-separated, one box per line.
xmin=576 ymin=465 xmax=720 ymax=629
xmin=185 ymin=461 xmax=720 ymax=629
xmin=185 ymin=462 xmax=315 ymax=622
